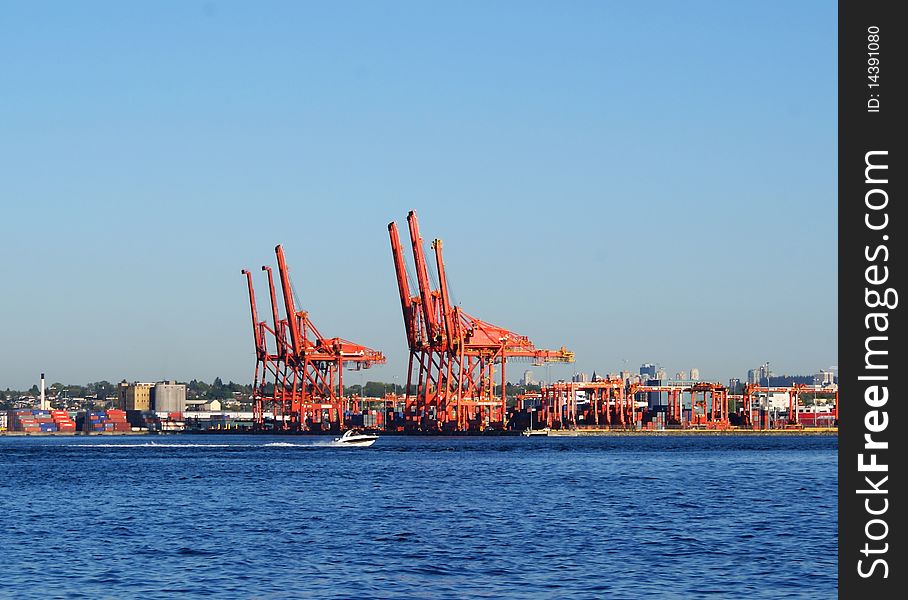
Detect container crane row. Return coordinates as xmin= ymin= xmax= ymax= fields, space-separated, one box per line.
xmin=241 ymin=245 xmax=385 ymax=432
xmin=389 ymin=210 xmax=574 ymax=432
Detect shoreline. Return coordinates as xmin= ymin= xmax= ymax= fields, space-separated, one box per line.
xmin=544 ymin=428 xmax=837 ymax=437
xmin=0 ymin=431 xmax=153 ymax=437
xmin=0 ymin=428 xmax=838 ymax=437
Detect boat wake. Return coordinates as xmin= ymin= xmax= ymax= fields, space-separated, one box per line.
xmin=71 ymin=443 xmax=237 ymax=448
xmin=262 ymin=442 xmax=323 ymax=448
xmin=68 ymin=440 xmax=352 ymax=449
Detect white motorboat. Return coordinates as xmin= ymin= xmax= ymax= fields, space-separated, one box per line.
xmin=521 ymin=427 xmax=550 ymax=437
xmin=333 ymin=429 xmax=379 ymax=447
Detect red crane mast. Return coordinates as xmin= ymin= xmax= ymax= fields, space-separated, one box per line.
xmin=241 ymin=244 xmax=385 ymax=432
xmin=389 ymin=210 xmax=574 ymax=432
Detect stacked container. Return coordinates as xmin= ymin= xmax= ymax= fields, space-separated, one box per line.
xmin=51 ymin=410 xmax=77 ymax=433
xmin=358 ymin=410 xmax=385 ymax=429
xmin=106 ymin=410 xmax=131 ymax=432
xmin=125 ymin=410 xmax=158 ymax=432
xmin=82 ymin=411 xmax=108 ymax=433
xmin=657 ymin=412 xmax=666 ymax=430
xmin=33 ymin=410 xmax=57 ymax=433
xmin=8 ymin=410 xmax=41 ymax=432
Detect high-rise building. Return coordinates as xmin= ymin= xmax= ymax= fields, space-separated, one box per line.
xmin=747 ymin=364 xmax=771 ymax=386
xmin=639 ymin=363 xmax=657 ymax=378
xmin=656 ymin=367 xmax=667 ymax=381
xmin=675 ymin=371 xmax=687 ymax=381
xmin=521 ymin=370 xmax=535 ymax=386
xmin=572 ymin=372 xmax=589 ymax=383
xmin=689 ymin=368 xmax=700 ymax=381
xmin=814 ymin=370 xmax=835 ymax=387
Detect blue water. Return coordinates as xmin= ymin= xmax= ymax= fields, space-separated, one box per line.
xmin=0 ymin=434 xmax=837 ymax=599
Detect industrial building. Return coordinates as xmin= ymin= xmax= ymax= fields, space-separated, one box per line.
xmin=154 ymin=381 xmax=187 ymax=413
xmin=119 ymin=382 xmax=154 ymax=411
xmin=118 ymin=381 xmax=186 ymax=413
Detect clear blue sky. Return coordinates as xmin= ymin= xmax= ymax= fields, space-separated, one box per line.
xmin=0 ymin=1 xmax=837 ymax=390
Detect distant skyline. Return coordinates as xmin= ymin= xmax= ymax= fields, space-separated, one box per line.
xmin=1 ymin=1 xmax=836 ymax=390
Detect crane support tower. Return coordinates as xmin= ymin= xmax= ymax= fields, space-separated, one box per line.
xmin=241 ymin=245 xmax=385 ymax=432
xmin=388 ymin=210 xmax=574 ymax=432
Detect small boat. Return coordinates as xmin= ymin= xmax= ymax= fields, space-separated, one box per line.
xmin=521 ymin=410 xmax=549 ymax=436
xmin=521 ymin=427 xmax=550 ymax=437
xmin=333 ymin=429 xmax=379 ymax=447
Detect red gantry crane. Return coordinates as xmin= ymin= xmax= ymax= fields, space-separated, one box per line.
xmin=389 ymin=210 xmax=574 ymax=432
xmin=242 ymin=245 xmax=385 ymax=432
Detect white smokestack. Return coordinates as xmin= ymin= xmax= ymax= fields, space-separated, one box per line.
xmin=40 ymin=373 xmax=46 ymax=410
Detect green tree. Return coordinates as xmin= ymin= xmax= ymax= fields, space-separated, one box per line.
xmin=364 ymin=381 xmax=388 ymax=397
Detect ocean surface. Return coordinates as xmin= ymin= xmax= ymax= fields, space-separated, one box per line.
xmin=0 ymin=434 xmax=837 ymax=599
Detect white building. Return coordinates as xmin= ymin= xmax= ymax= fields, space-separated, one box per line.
xmin=689 ymin=368 xmax=700 ymax=381
xmin=184 ymin=399 xmax=222 ymax=412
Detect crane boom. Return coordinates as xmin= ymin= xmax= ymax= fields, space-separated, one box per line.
xmin=241 ymin=269 xmax=263 ymax=355
xmin=389 ymin=222 xmax=417 ymax=348
xmin=262 ymin=266 xmax=283 ymax=355
xmin=407 ymin=211 xmax=439 ymax=344
xmin=432 ymin=238 xmax=457 ymax=349
xmin=275 ymin=244 xmax=302 ymax=356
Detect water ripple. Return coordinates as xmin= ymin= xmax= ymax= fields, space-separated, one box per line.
xmin=0 ymin=434 xmax=837 ymax=599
